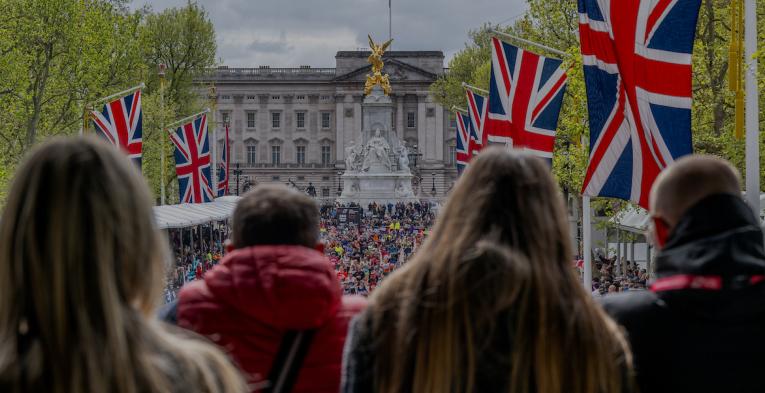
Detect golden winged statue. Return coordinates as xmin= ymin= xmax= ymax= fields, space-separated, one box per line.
xmin=364 ymin=35 xmax=394 ymax=96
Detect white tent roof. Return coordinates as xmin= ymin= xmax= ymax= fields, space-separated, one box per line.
xmin=611 ymin=193 xmax=765 ymax=235
xmin=153 ymin=196 xmax=241 ymax=229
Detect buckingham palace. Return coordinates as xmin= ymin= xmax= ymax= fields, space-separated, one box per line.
xmin=196 ymin=50 xmax=458 ymax=201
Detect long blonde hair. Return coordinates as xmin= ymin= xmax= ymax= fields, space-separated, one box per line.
xmin=0 ymin=137 xmax=245 ymax=393
xmin=367 ymin=147 xmax=632 ymax=393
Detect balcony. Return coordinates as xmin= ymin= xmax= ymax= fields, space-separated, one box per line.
xmin=198 ymin=67 xmax=337 ymax=82
xmin=240 ymin=162 xmax=336 ymax=169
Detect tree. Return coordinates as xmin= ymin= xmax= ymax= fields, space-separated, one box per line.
xmin=138 ymin=1 xmax=217 ymax=203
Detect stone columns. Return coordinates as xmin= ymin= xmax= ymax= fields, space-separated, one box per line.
xmin=435 ymin=103 xmax=444 ymax=161
xmin=417 ymin=92 xmax=428 ymax=160
xmin=335 ymin=93 xmax=345 ymax=160
xmin=396 ymin=94 xmax=404 ymax=140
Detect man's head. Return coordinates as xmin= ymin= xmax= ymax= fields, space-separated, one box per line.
xmin=649 ymin=155 xmax=741 ymax=247
xmin=229 ymin=184 xmax=320 ymax=250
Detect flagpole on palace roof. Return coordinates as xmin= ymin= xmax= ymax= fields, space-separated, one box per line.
xmin=92 ymin=83 xmax=145 ymax=106
xmin=461 ymin=82 xmax=489 ymax=95
xmin=583 ymin=196 xmax=593 ymax=291
xmin=167 ymin=108 xmax=211 ymax=129
xmin=744 ymin=0 xmax=760 ymax=217
xmin=491 ymin=30 xmax=567 ymax=59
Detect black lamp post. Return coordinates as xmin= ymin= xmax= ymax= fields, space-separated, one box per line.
xmin=233 ymin=163 xmax=243 ymax=196
xmin=431 ymin=172 xmax=436 ymax=196
xmin=337 ymin=171 xmax=343 ymax=196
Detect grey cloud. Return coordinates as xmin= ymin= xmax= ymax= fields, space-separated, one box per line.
xmin=134 ymin=0 xmax=527 ymax=67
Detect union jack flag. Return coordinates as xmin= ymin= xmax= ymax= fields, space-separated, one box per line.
xmin=217 ymin=123 xmax=230 ymax=197
xmin=169 ymin=114 xmax=215 ymax=204
xmin=486 ymin=37 xmax=568 ymax=161
xmin=465 ymin=89 xmax=488 ymax=157
xmin=579 ymin=0 xmax=700 ymax=208
xmin=91 ymin=90 xmax=142 ymax=167
xmin=455 ymin=111 xmax=472 ymax=174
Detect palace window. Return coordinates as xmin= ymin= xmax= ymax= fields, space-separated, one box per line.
xmin=296 ymin=112 xmax=306 ymax=129
xmin=221 ymin=112 xmax=230 ymax=125
xmin=447 ymin=146 xmax=456 ymax=166
xmin=271 ymin=112 xmax=281 ymax=129
xmin=321 ymin=112 xmax=331 ymax=129
xmin=321 ymin=145 xmax=331 ymax=165
xmin=271 ymin=145 xmax=281 ymax=165
xmin=322 ymin=188 xmax=330 ymax=197
xmin=296 ymin=146 xmax=306 ymax=165
xmin=407 ymin=111 xmax=416 ymax=128
xmin=246 ymin=145 xmax=257 ymax=165
xmin=247 ymin=112 xmax=256 ymax=129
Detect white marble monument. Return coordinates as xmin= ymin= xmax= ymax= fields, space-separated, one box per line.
xmin=337 ymin=85 xmax=416 ymax=204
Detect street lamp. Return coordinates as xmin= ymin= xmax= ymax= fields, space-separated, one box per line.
xmin=431 ymin=172 xmax=436 ymax=196
xmin=233 ymin=163 xmax=243 ymax=196
xmin=337 ymin=171 xmax=343 ymax=196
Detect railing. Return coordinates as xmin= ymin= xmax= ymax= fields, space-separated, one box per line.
xmin=239 ymin=162 xmax=337 ymax=169
xmin=199 ymin=67 xmax=337 ymax=80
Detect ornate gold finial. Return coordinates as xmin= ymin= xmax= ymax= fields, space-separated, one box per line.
xmin=364 ymin=35 xmax=393 ymax=96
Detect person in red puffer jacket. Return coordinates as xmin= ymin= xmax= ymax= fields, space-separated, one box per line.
xmin=176 ymin=184 xmax=367 ymax=393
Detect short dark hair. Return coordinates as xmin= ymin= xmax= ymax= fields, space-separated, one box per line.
xmin=231 ymin=184 xmax=319 ymax=248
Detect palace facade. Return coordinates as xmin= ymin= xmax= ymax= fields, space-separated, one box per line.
xmin=197 ymin=50 xmax=458 ymax=201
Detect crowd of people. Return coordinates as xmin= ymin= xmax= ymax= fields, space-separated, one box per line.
xmin=321 ymin=201 xmax=435 ymax=295
xmin=2 ymin=136 xmax=765 ymax=393
xmin=164 ymin=226 xmax=226 ymax=303
xmin=590 ymin=253 xmax=649 ymax=295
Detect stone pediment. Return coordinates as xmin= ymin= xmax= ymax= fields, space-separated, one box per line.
xmin=334 ymin=58 xmax=438 ymax=83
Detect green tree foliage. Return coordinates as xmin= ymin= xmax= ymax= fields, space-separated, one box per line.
xmin=0 ymin=0 xmax=217 ymax=204
xmin=433 ymin=0 xmax=765 ymax=219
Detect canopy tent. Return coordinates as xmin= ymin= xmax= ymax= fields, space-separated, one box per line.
xmin=153 ymin=196 xmax=241 ymax=229
xmin=611 ymin=193 xmax=765 ymax=235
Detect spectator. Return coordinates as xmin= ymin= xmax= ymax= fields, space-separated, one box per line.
xmin=0 ymin=138 xmax=245 ymax=393
xmin=342 ymin=148 xmax=632 ymax=393
xmin=176 ymin=184 xmax=367 ymax=392
xmin=601 ymin=155 xmax=765 ymax=393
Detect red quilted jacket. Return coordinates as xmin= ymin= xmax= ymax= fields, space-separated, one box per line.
xmin=177 ymin=245 xmax=367 ymax=393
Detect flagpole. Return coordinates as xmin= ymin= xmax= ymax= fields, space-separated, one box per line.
xmin=388 ymin=0 xmax=392 ymax=45
xmin=461 ymin=82 xmax=489 ymax=95
xmin=491 ymin=30 xmax=567 ymax=58
xmin=744 ymin=0 xmax=760 ymax=217
xmin=209 ymin=85 xmax=218 ymax=200
xmin=583 ymin=196 xmax=593 ymax=291
xmin=159 ymin=64 xmax=167 ymax=206
xmin=451 ymin=106 xmax=468 ymax=113
xmin=167 ymin=108 xmax=211 ymax=129
xmin=92 ymin=83 xmax=145 ymax=106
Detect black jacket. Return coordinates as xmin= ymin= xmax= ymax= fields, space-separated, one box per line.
xmin=601 ymin=194 xmax=765 ymax=393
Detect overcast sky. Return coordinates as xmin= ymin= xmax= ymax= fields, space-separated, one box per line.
xmin=133 ymin=0 xmax=527 ymax=67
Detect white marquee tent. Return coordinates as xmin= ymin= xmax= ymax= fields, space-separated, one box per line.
xmin=153 ymin=196 xmax=241 ymax=229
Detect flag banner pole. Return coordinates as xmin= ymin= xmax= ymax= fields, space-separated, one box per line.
xmin=461 ymin=82 xmax=489 ymax=95
xmin=583 ymin=196 xmax=593 ymax=291
xmin=491 ymin=30 xmax=568 ymax=58
xmin=167 ymin=108 xmax=211 ymax=129
xmin=92 ymin=83 xmax=146 ymax=106
xmin=451 ymin=106 xmax=468 ymax=113
xmin=745 ymin=0 xmax=760 ymax=217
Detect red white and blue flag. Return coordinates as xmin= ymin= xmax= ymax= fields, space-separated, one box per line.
xmin=217 ymin=123 xmax=230 ymax=197
xmin=455 ymin=111 xmax=472 ymax=174
xmin=91 ymin=90 xmax=143 ymax=167
xmin=578 ymin=0 xmax=700 ymax=208
xmin=169 ymin=114 xmax=215 ymax=204
xmin=465 ymin=89 xmax=488 ymax=157
xmin=485 ymin=37 xmax=568 ymax=161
